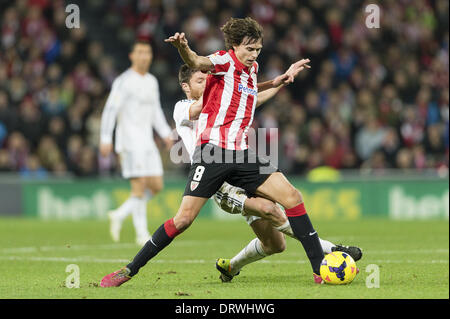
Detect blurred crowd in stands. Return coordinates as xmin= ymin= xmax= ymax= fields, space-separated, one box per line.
xmin=0 ymin=0 xmax=448 ymax=178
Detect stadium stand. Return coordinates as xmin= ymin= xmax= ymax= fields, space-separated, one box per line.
xmin=0 ymin=0 xmax=448 ymax=178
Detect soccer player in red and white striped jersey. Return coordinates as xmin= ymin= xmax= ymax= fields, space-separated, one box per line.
xmin=100 ymin=17 xmax=328 ymax=287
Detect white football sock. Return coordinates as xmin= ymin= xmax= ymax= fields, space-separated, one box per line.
xmin=132 ymin=196 xmax=150 ymax=239
xmin=319 ymin=238 xmax=336 ymax=254
xmin=143 ymin=189 xmax=153 ymax=202
xmin=230 ymin=238 xmax=269 ymax=275
xmin=275 ymin=220 xmax=336 ymax=253
xmin=111 ymin=196 xmax=139 ymax=222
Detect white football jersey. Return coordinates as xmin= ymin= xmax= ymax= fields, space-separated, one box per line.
xmin=173 ymin=99 xmax=197 ymax=162
xmin=100 ymin=68 xmax=172 ymax=153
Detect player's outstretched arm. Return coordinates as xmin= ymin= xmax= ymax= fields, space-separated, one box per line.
xmin=257 ymin=59 xmax=311 ymax=92
xmin=256 ymin=86 xmax=283 ymax=108
xmin=165 ymin=32 xmax=214 ymax=72
xmin=256 ymin=59 xmax=311 ymax=107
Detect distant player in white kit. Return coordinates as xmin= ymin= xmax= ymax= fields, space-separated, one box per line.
xmin=173 ymin=64 xmax=362 ymax=282
xmin=100 ymin=40 xmax=173 ymax=246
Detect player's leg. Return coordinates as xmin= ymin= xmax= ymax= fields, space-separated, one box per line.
xmin=145 ymin=175 xmax=164 ymax=195
xmin=108 ymin=151 xmax=145 ymax=242
xmin=108 ymin=178 xmax=142 ymax=242
xmin=217 ymin=218 xmax=285 ymax=282
xmin=215 ymin=183 xmax=361 ymax=258
xmin=128 ymin=177 xmax=152 ymax=245
xmin=213 ymin=182 xmax=285 ymax=226
xmin=128 ymin=149 xmax=165 ymax=245
xmin=242 ymin=198 xmax=361 ymax=258
xmin=254 ymin=171 xmax=324 ymax=279
xmin=100 ymin=195 xmax=209 ymax=287
xmin=128 ymin=175 xmax=165 ymax=245
xmin=100 ymin=144 xmax=231 ymax=287
xmin=127 ymin=195 xmax=208 ymax=275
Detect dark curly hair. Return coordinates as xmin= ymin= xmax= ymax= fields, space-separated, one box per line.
xmin=178 ymin=64 xmax=197 ymax=85
xmin=220 ymin=17 xmax=264 ymax=50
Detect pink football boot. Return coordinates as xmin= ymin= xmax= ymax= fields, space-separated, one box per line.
xmin=100 ymin=267 xmax=131 ymax=287
xmin=313 ymin=273 xmax=324 ymax=284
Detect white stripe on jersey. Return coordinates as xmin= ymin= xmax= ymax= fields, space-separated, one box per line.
xmin=227 ymin=71 xmax=250 ymax=149
xmin=240 ymin=72 xmax=258 ymax=150
xmin=209 ymin=63 xmax=235 ymax=146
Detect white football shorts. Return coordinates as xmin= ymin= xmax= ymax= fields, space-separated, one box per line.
xmin=119 ymin=149 xmax=163 ymax=179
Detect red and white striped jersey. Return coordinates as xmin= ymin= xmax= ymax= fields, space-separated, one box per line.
xmin=196 ymin=49 xmax=258 ymax=150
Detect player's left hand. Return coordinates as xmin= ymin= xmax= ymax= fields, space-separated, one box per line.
xmin=164 ymin=32 xmax=189 ymax=50
xmin=272 ymin=59 xmax=310 ymax=87
xmin=284 ymin=58 xmax=311 ymax=83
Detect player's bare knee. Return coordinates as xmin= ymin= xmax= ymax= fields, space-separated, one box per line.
xmin=173 ymin=214 xmax=193 ymax=232
xmin=150 ymin=183 xmax=163 ymax=195
xmin=146 ymin=178 xmax=164 ymax=195
xmin=284 ymin=188 xmax=303 ymax=208
xmin=131 ymin=189 xmax=145 ymax=198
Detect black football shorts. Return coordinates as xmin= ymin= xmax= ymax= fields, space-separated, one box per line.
xmin=183 ymin=143 xmax=279 ymax=198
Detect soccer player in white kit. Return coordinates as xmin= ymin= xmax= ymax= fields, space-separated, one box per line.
xmin=173 ymin=64 xmax=362 ymax=282
xmin=100 ymin=41 xmax=173 ymax=246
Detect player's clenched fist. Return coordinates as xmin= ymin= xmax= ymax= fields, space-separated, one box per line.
xmin=164 ymin=32 xmax=189 ymax=49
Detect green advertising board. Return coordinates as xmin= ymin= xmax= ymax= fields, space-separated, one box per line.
xmin=20 ymin=177 xmax=449 ymax=221
xmin=22 ymin=178 xmax=219 ymax=220
xmin=292 ymin=179 xmax=449 ymax=220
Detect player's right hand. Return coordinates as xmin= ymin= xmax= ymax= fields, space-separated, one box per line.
xmin=99 ymin=143 xmax=113 ymax=157
xmin=164 ymin=32 xmax=188 ymax=49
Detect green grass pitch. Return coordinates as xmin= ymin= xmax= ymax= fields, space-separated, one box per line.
xmin=0 ymin=217 xmax=448 ymax=299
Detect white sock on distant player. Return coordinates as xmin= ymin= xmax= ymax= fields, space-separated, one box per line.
xmin=230 ymin=238 xmax=268 ymax=275
xmin=132 ymin=196 xmax=151 ymax=239
xmin=143 ymin=189 xmax=153 ymax=202
xmin=112 ymin=196 xmax=140 ymax=222
xmin=275 ymin=220 xmax=336 ymax=253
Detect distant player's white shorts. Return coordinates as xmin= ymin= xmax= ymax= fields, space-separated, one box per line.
xmin=119 ymin=149 xmax=163 ymax=179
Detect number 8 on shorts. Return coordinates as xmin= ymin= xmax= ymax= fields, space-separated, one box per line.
xmin=193 ymin=165 xmax=205 ymax=182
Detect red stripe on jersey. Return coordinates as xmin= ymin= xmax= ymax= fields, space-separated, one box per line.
xmin=198 ymin=73 xmax=224 ymax=146
xmin=234 ymin=72 xmax=256 ymax=150
xmin=218 ymin=68 xmax=242 ymax=148
xmin=215 ymin=62 xmax=230 ymax=74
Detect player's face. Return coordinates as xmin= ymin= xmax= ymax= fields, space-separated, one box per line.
xmin=130 ymin=44 xmax=152 ymax=72
xmin=188 ymin=71 xmax=207 ymax=100
xmin=233 ymin=37 xmax=262 ymax=68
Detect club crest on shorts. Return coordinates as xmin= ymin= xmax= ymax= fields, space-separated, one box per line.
xmin=190 ymin=181 xmax=199 ymax=191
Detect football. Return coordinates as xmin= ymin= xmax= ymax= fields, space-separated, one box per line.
xmin=320 ymin=251 xmax=358 ymax=285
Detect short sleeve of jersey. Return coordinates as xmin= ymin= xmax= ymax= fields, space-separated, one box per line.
xmin=253 ymin=61 xmax=259 ymax=74
xmin=207 ymin=50 xmax=231 ymax=75
xmin=173 ymin=100 xmax=195 ymax=128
